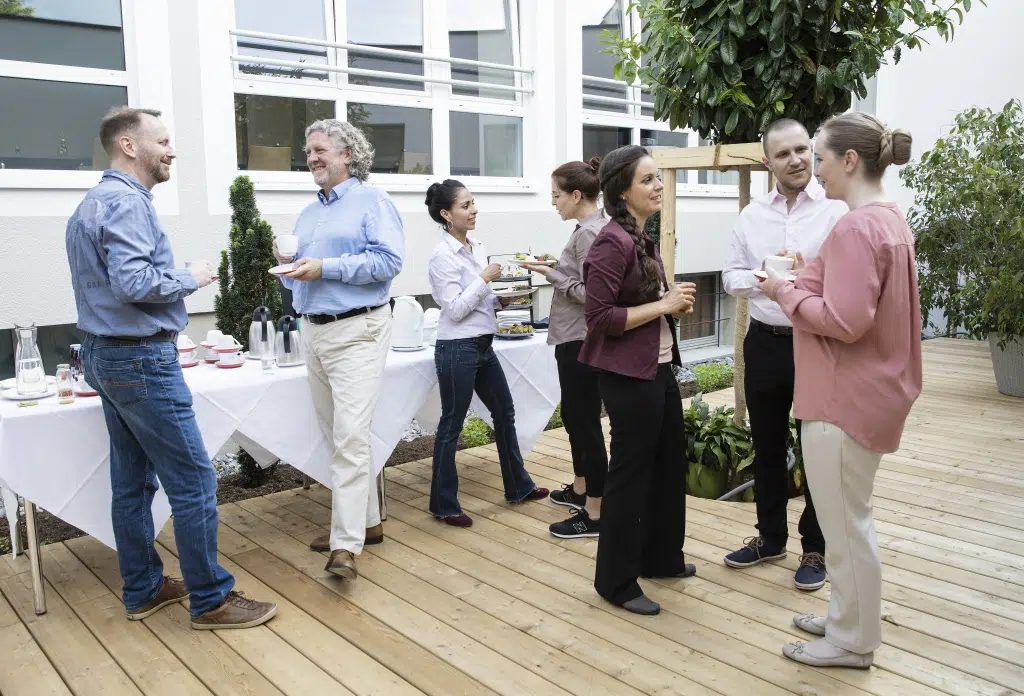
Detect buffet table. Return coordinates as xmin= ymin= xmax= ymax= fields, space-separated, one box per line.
xmin=0 ymin=334 xmax=559 ymax=613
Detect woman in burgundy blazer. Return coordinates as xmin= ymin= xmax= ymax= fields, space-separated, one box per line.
xmin=580 ymin=145 xmax=698 ymax=616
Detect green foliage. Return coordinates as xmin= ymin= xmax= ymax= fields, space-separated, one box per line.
xmin=0 ymin=0 xmax=34 ymax=17
xmin=684 ymin=395 xmax=804 ymax=499
xmin=644 ymin=211 xmax=661 ymax=246
xmin=605 ymin=0 xmax=980 ymax=144
xmin=214 ymin=176 xmax=283 ymax=352
xmin=460 ymin=416 xmax=495 ymax=449
xmin=546 ymin=403 xmax=563 ymax=430
xmin=899 ymin=99 xmax=1024 ymax=348
xmin=694 ymin=361 xmax=734 ymax=393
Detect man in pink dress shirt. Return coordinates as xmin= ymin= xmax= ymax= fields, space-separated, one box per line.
xmin=722 ymin=119 xmax=847 ymax=591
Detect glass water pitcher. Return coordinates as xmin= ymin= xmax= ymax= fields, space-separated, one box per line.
xmin=15 ymin=324 xmax=47 ymax=396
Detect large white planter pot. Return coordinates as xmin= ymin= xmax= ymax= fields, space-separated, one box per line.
xmin=989 ymin=334 xmax=1024 ymax=397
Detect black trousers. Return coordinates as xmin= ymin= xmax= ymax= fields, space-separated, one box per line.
xmin=594 ymin=364 xmax=688 ymax=605
xmin=554 ymin=341 xmax=608 ymax=498
xmin=744 ymin=322 xmax=825 ymax=555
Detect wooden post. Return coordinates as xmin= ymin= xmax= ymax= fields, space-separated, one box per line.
xmin=660 ymin=168 xmax=677 ymax=279
xmin=731 ymin=167 xmax=753 ymax=428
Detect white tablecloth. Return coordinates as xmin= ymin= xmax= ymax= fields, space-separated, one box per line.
xmin=0 ymin=335 xmax=558 ymax=549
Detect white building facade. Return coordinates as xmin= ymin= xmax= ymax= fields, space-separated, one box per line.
xmin=1 ymin=0 xmax=1017 ymax=371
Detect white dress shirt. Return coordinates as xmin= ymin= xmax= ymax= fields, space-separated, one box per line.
xmin=722 ymin=178 xmax=848 ymax=327
xmin=428 ymin=233 xmax=502 ymax=340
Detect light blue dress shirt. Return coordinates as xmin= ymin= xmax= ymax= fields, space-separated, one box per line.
xmin=282 ymin=178 xmax=405 ymax=315
xmin=65 ymin=170 xmax=198 ymax=337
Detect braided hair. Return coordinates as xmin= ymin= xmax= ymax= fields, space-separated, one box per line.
xmin=598 ymin=145 xmax=665 ymax=301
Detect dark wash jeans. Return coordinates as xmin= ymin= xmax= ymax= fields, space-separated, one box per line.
xmin=431 ymin=335 xmax=537 ymax=517
xmin=82 ymin=334 xmax=234 ymax=617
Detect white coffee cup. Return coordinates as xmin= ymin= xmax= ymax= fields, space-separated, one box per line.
xmin=218 ymin=350 xmax=243 ymax=366
xmin=204 ymin=329 xmax=224 ymax=345
xmin=216 ymin=334 xmax=242 ymax=351
xmin=277 ymin=234 xmax=299 ymax=259
xmin=176 ymin=334 xmax=196 ymax=350
xmin=764 ymin=255 xmax=795 ymax=274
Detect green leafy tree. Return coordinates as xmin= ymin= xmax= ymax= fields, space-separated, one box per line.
xmin=606 ymin=0 xmax=981 ymax=144
xmin=215 ymin=176 xmax=283 ymax=485
xmin=0 ymin=0 xmax=34 ymax=17
xmin=900 ymin=99 xmax=1024 ymax=349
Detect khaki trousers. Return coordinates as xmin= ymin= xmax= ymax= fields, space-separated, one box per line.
xmin=801 ymin=420 xmax=884 ymax=653
xmin=303 ymin=305 xmax=391 ymax=554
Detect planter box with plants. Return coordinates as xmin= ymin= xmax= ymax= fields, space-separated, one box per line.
xmin=683 ymin=395 xmax=804 ymax=501
xmin=901 ymin=99 xmax=1024 ymax=397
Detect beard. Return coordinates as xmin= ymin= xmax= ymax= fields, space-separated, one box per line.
xmin=146 ymin=155 xmax=171 ymax=184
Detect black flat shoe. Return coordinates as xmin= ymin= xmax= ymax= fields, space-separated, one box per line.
xmin=621 ymin=595 xmax=660 ymax=615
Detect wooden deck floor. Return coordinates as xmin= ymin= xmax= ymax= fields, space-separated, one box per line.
xmin=2 ymin=338 xmax=1022 ymax=696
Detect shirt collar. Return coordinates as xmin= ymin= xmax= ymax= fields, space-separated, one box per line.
xmin=317 ymin=176 xmax=360 ymax=205
xmin=102 ymin=169 xmax=153 ymax=200
xmin=579 ymin=208 xmax=606 ymax=227
xmin=769 ymin=176 xmax=825 ymax=205
xmin=443 ymin=232 xmax=479 ymax=254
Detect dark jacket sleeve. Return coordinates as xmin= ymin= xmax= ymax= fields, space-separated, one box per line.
xmin=584 ymin=231 xmax=629 ymax=337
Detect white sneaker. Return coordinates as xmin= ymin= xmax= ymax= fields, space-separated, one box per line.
xmin=783 ymin=638 xmax=873 ymax=669
xmin=793 ymin=614 xmax=826 ymax=636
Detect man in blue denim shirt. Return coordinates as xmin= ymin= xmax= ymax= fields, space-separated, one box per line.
xmin=66 ymin=107 xmax=276 ymax=629
xmin=272 ymin=120 xmax=404 ymax=579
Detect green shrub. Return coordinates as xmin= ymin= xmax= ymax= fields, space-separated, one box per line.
xmin=546 ymin=403 xmax=563 ymax=430
xmin=460 ymin=416 xmax=495 ymax=449
xmin=694 ymin=362 xmax=734 ymax=393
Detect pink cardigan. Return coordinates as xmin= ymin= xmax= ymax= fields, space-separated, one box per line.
xmin=775 ymin=202 xmax=922 ymax=453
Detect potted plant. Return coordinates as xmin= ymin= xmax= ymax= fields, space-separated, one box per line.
xmin=684 ymin=395 xmax=754 ymax=499
xmin=900 ymin=100 xmax=1024 ymax=396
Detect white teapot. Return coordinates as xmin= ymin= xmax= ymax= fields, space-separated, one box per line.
xmin=391 ymin=296 xmax=424 ymax=348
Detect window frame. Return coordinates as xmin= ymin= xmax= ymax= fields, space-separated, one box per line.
xmin=229 ymin=0 xmax=532 ymax=192
xmin=674 ymin=272 xmax=724 ymax=350
xmin=580 ymin=1 xmax=739 ymax=197
xmin=0 ymin=0 xmax=138 ymax=189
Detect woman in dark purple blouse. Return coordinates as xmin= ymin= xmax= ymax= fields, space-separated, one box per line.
xmin=580 ymin=145 xmax=697 ymax=615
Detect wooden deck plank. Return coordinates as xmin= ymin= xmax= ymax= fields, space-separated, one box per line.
xmin=0 ymin=571 xmax=143 ymax=696
xmin=383 ymin=470 xmax=1018 ymax=696
xmin=65 ymin=536 xmax=287 ymax=696
xmin=0 ymin=621 xmax=74 ymax=696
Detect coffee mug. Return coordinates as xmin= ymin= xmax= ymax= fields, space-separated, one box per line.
xmin=177 ymin=334 xmax=196 ymax=350
xmin=764 ymin=255 xmax=795 ymax=274
xmin=204 ymin=329 xmax=224 ymax=345
xmin=277 ymin=234 xmax=299 ymax=259
xmin=216 ymin=334 xmax=242 ymax=351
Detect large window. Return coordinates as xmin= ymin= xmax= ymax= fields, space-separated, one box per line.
xmin=234 ymin=95 xmax=335 ymax=171
xmin=580 ymin=1 xmax=738 ymax=194
xmin=0 ymin=1 xmax=130 ymax=172
xmin=231 ymin=0 xmax=528 ymax=183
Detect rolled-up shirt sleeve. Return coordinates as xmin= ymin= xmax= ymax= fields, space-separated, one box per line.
xmin=103 ymin=195 xmax=197 ymax=303
xmin=722 ymin=221 xmax=761 ymax=299
xmin=429 ymin=252 xmax=491 ymax=323
xmin=322 ymin=196 xmax=404 ymax=284
xmin=584 ymin=234 xmax=629 ymax=337
xmin=776 ymin=224 xmax=881 ymax=344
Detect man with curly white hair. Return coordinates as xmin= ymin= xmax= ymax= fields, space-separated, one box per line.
xmin=274 ymin=119 xmax=405 ymax=579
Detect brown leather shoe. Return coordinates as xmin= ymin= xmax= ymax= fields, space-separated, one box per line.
xmin=190 ymin=591 xmax=278 ymax=630
xmin=309 ymin=524 xmax=384 ymax=552
xmin=325 ymin=550 xmax=358 ymax=579
xmin=126 ymin=576 xmax=189 ymax=620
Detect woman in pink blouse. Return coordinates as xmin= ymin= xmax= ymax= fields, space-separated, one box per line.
xmin=760 ymin=112 xmax=922 ymax=669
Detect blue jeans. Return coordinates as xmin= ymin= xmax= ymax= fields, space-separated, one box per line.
xmin=431 ymin=336 xmax=537 ymax=517
xmin=81 ymin=334 xmax=234 ymax=617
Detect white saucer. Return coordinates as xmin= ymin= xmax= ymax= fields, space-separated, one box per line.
xmin=392 ymin=345 xmax=426 ymax=352
xmin=753 ymin=270 xmax=797 ymax=282
xmin=277 ymin=360 xmax=304 ymax=368
xmin=2 ymin=385 xmax=57 ymax=401
xmin=242 ymin=351 xmax=266 ymax=361
xmin=0 ymin=376 xmax=55 ymax=390
xmin=268 ymin=263 xmax=296 ymax=276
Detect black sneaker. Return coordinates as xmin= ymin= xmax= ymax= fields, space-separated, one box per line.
xmin=549 ymin=509 xmax=600 ymax=538
xmin=723 ymin=536 xmax=787 ymax=568
xmin=549 ymin=483 xmax=586 ymax=510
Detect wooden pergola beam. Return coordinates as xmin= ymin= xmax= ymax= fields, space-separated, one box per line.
xmin=651 ymin=142 xmax=768 ymax=172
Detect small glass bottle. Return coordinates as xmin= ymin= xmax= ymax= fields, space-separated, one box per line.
xmin=56 ymin=364 xmax=75 ymax=405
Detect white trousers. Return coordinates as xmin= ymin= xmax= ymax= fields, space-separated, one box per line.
xmin=801 ymin=420 xmax=884 ymax=654
xmin=303 ymin=305 xmax=392 ymax=554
